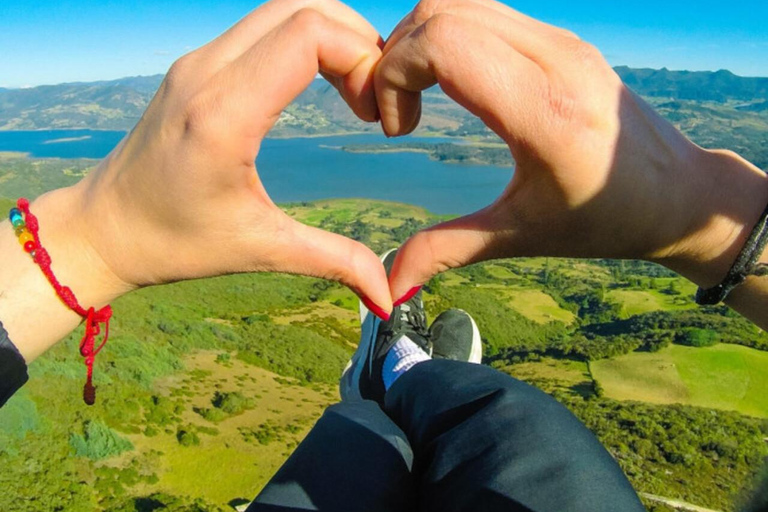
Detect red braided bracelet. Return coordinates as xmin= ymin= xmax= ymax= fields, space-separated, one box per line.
xmin=9 ymin=198 xmax=112 ymax=406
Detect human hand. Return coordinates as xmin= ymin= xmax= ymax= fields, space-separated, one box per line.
xmin=1 ymin=0 xmax=398 ymax=363
xmin=72 ymin=0 xmax=391 ymax=310
xmin=375 ymin=0 xmax=768 ymax=302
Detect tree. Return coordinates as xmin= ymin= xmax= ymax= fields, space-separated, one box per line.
xmin=69 ymin=420 xmax=134 ymax=460
xmin=665 ymin=280 xmax=681 ymax=296
xmin=679 ymin=329 xmax=719 ymax=347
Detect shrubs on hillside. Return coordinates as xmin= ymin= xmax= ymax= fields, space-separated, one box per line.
xmin=235 ymin=323 xmax=350 ymax=384
xmin=195 ymin=391 xmax=256 ymax=423
xmin=111 ymin=492 xmax=228 ymax=512
xmin=679 ymin=328 xmax=720 ymax=347
xmin=176 ymin=426 xmax=200 ymax=447
xmin=558 ymin=392 xmax=768 ymax=511
xmin=435 ymin=287 xmax=567 ymax=357
xmin=69 ymin=420 xmax=133 ymax=461
xmin=586 ymin=308 xmax=768 ymax=351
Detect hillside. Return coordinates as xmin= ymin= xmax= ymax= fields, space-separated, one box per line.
xmin=4 ymin=68 xmax=768 ymax=171
xmin=1 ymin=156 xmax=768 ymax=512
xmin=2 ymin=67 xmax=768 ymax=511
xmin=615 ymin=67 xmax=768 ymax=102
xmin=0 ymin=77 xmax=461 ymax=136
xmin=0 ymin=76 xmax=163 ymax=131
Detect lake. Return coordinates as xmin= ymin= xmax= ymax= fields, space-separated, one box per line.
xmin=0 ymin=130 xmax=513 ymax=215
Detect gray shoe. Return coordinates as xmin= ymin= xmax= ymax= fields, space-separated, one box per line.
xmin=340 ymin=249 xmax=431 ymax=404
xmin=430 ymin=309 xmax=483 ymax=364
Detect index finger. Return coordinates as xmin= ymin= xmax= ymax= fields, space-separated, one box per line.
xmin=375 ymin=14 xmax=546 ymax=141
xmin=204 ymin=10 xmax=383 ymax=147
xmin=199 ymin=0 xmax=383 ymax=71
xmin=384 ymin=0 xmax=577 ymax=56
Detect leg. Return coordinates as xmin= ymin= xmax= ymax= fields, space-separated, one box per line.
xmin=385 ymin=360 xmax=645 ymax=512
xmin=342 ymin=248 xmax=641 ymax=511
xmin=248 ymin=401 xmax=416 ymax=512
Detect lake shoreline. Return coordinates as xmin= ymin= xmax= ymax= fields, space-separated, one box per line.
xmin=323 ymin=142 xmax=515 ymax=168
xmin=0 ymin=130 xmax=513 ymax=215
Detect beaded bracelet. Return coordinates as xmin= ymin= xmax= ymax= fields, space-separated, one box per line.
xmin=9 ymin=198 xmax=112 ymax=406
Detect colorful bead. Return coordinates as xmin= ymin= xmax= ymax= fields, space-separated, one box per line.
xmin=18 ymin=231 xmax=34 ymax=246
xmin=14 ymin=225 xmax=26 ymax=236
xmin=9 ymin=208 xmax=21 ymax=222
xmin=12 ymin=217 xmax=25 ymax=229
xmin=23 ymin=241 xmax=36 ymax=253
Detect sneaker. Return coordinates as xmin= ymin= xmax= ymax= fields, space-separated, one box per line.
xmin=340 ymin=249 xmax=432 ymax=404
xmin=430 ymin=309 xmax=483 ymax=364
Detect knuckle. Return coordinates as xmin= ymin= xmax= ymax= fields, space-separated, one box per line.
xmin=304 ymin=0 xmax=334 ymax=9
xmin=321 ymin=243 xmax=360 ymax=285
xmin=545 ymin=79 xmax=577 ymax=122
xmin=570 ymin=40 xmax=602 ymax=64
xmin=421 ymin=13 xmax=461 ymax=46
xmin=418 ymin=230 xmax=452 ymax=276
xmin=164 ymin=54 xmax=196 ymax=90
xmin=714 ymin=149 xmax=739 ymax=161
xmin=557 ymin=27 xmax=581 ymax=41
xmin=336 ymin=249 xmax=359 ymax=284
xmin=289 ymin=8 xmax=327 ymax=35
xmin=412 ymin=0 xmax=448 ymax=25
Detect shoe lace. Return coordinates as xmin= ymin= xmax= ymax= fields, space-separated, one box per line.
xmin=381 ymin=304 xmax=432 ymax=355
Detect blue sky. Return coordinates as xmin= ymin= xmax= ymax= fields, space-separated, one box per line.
xmin=1 ymin=0 xmax=767 ymax=88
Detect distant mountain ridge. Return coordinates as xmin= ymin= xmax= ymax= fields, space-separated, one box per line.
xmin=615 ymin=66 xmax=768 ymax=102
xmin=0 ymin=76 xmax=164 ymax=130
xmin=1 ymin=67 xmax=767 ymax=132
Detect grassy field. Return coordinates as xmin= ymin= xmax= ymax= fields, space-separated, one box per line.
xmin=2 ymin=157 xmax=766 ymax=511
xmin=608 ymin=280 xmax=698 ymax=317
xmin=122 ymin=351 xmax=337 ymax=507
xmin=591 ymin=344 xmax=768 ymax=418
xmin=287 ymin=198 xmax=442 ymax=227
xmin=501 ymin=287 xmax=576 ymax=325
xmin=506 ymin=357 xmax=592 ymax=387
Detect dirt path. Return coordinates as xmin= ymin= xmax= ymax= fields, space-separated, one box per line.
xmin=640 ymin=493 xmax=723 ymax=512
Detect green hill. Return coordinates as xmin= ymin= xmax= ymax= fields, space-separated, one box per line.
xmin=1 ymin=152 xmax=768 ymax=508
xmin=616 ymin=66 xmax=768 ymax=102
xmin=4 ymin=68 xmax=768 ymax=171
xmin=591 ymin=344 xmax=768 ymax=417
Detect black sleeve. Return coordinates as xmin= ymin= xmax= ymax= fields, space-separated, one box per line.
xmin=0 ymin=320 xmax=29 ymax=407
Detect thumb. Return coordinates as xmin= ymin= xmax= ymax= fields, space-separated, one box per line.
xmin=389 ymin=206 xmax=509 ymax=301
xmin=270 ymin=218 xmax=393 ymax=318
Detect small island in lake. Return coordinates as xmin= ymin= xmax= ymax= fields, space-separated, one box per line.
xmin=43 ymin=135 xmax=93 ymax=144
xmin=326 ymin=141 xmax=514 ymax=168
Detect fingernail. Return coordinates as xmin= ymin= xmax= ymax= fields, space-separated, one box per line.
xmin=393 ymin=286 xmax=422 ymax=307
xmin=361 ymin=295 xmax=391 ymax=321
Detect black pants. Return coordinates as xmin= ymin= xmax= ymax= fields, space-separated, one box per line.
xmin=248 ymin=360 xmax=645 ymax=512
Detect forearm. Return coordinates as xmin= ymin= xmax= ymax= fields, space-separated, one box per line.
xmin=0 ymin=185 xmax=131 ymax=362
xmin=652 ymin=148 xmax=768 ymax=330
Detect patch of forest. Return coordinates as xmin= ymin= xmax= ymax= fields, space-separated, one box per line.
xmin=2 ymin=162 xmax=768 ymax=511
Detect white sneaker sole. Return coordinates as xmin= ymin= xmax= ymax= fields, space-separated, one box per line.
xmin=465 ymin=311 xmax=483 ymax=364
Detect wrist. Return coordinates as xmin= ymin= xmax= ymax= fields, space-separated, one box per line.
xmin=651 ymin=148 xmax=768 ymax=289
xmin=0 ymin=186 xmax=132 ymax=362
xmin=35 ymin=185 xmax=136 ymax=301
